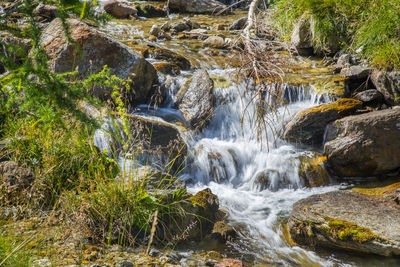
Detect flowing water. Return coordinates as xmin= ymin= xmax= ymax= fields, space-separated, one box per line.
xmin=93 ymin=5 xmax=400 ymax=266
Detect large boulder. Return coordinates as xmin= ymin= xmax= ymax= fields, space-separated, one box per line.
xmin=371 ymin=70 xmax=400 ymax=105
xmin=40 ymin=18 xmax=158 ymax=105
xmin=168 ymin=0 xmax=228 ymax=14
xmin=324 ymin=108 xmax=400 ymax=177
xmin=103 ymin=0 xmax=137 ymax=19
xmin=178 ymin=69 xmax=216 ymax=129
xmin=283 ymin=98 xmax=362 ymax=146
xmin=288 ymin=190 xmax=400 ymax=256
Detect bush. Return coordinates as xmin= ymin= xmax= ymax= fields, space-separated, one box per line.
xmin=272 ymin=0 xmax=400 ymax=69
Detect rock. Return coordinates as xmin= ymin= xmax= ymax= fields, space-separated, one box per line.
xmin=204 ymin=36 xmax=226 ymax=49
xmin=170 ymin=21 xmax=190 ymax=33
xmin=32 ymin=258 xmax=52 ymax=267
xmin=354 ymin=89 xmax=384 ymax=104
xmin=215 ymin=258 xmax=245 ymax=267
xmin=41 ymin=18 xmax=158 ymax=105
xmin=115 ymin=260 xmax=134 ymax=267
xmin=298 ymin=153 xmax=330 ymax=187
xmin=283 ymin=98 xmax=362 ymax=145
xmin=160 ymin=188 xmax=220 ymax=241
xmin=153 ymin=62 xmax=181 ymax=76
xmin=33 ymin=3 xmax=57 ymax=20
xmin=371 ymin=70 xmax=400 ymax=105
xmin=142 ymin=46 xmax=191 ymax=70
xmin=178 ymin=69 xmax=216 ymax=129
xmin=103 ymin=0 xmax=137 ymax=19
xmin=149 ymin=24 xmax=161 ymax=37
xmin=183 ymin=17 xmax=200 ymax=29
xmin=324 ymin=108 xmax=400 ymax=177
xmin=136 ymin=4 xmax=167 ymax=18
xmin=169 ymin=0 xmax=228 ymax=14
xmin=341 ymin=65 xmax=371 ymax=81
xmin=288 ymin=190 xmax=400 ymax=256
xmin=211 ymin=221 xmax=237 ymax=242
xmin=229 ymin=17 xmax=247 ymax=30
xmin=336 ymin=54 xmax=350 ymax=68
xmin=160 ymin=22 xmax=170 ymax=31
xmin=291 ymin=15 xmax=313 ymax=56
xmin=127 ymin=115 xmax=188 ymax=172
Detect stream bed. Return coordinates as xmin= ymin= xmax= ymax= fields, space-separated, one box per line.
xmin=97 ymin=5 xmax=400 ymax=266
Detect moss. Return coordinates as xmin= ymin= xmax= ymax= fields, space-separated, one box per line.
xmin=352 ymin=182 xmax=400 ymax=197
xmin=190 ymin=190 xmax=214 ymax=207
xmin=210 ymin=75 xmax=231 ymax=88
xmin=298 ymin=98 xmax=362 ymax=117
xmin=153 ymin=62 xmax=180 ymax=75
xmin=323 ymin=217 xmax=381 ymax=243
xmin=298 ymin=154 xmax=329 ymax=187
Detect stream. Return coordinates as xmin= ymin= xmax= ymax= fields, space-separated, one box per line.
xmin=95 ymin=3 xmax=398 ymax=266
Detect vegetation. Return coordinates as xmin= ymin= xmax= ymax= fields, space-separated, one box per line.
xmin=0 ymin=1 xmax=190 ymax=264
xmin=272 ymin=0 xmax=400 ymax=69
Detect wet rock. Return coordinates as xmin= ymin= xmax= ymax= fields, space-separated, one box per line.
xmin=324 ymin=108 xmax=400 ymax=177
xmin=41 ymin=18 xmax=158 ymax=105
xmin=115 ymin=260 xmax=134 ymax=267
xmin=211 ymin=220 xmax=237 ymax=242
xmin=298 ymin=153 xmax=330 ymax=187
xmin=160 ymin=21 xmax=170 ymax=31
xmin=104 ymin=0 xmax=137 ymax=19
xmin=183 ymin=17 xmax=200 ymax=29
xmin=204 ymin=36 xmax=226 ymax=49
xmin=169 ymin=0 xmax=228 ymax=14
xmin=142 ymin=46 xmax=191 ymax=70
xmin=149 ymin=24 xmax=161 ymax=37
xmin=178 ymin=69 xmax=216 ymax=129
xmin=229 ymin=17 xmax=247 ymax=30
xmin=371 ymin=70 xmax=400 ymax=105
xmin=288 ymin=190 xmax=400 ymax=256
xmin=136 ymin=4 xmax=167 ymax=18
xmin=170 ymin=21 xmax=191 ymax=33
xmin=283 ymin=98 xmax=362 ymax=145
xmin=291 ymin=15 xmax=313 ymax=56
xmin=33 ymin=3 xmax=57 ymax=20
xmin=153 ymin=62 xmax=181 ymax=76
xmin=354 ymin=89 xmax=384 ymax=105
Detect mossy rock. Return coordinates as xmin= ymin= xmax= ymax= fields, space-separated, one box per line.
xmin=298 ymin=153 xmax=329 ymax=187
xmin=283 ymin=98 xmax=362 ymax=146
xmin=288 ymin=190 xmax=400 ymax=256
xmin=153 ymin=62 xmax=181 ymax=76
xmin=142 ymin=45 xmax=191 ymax=70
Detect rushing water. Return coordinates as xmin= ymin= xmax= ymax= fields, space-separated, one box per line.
xmin=91 ymin=9 xmax=389 ymax=266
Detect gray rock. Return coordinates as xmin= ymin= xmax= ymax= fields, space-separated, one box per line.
xmin=340 ymin=65 xmax=371 ymax=80
xmin=103 ymin=0 xmax=137 ymax=19
xmin=183 ymin=17 xmax=200 ymax=29
xmin=354 ymin=89 xmax=384 ymax=104
xmin=288 ymin=190 xmax=400 ymax=256
xmin=178 ymin=69 xmax=216 ymax=129
xmin=204 ymin=36 xmax=225 ymax=49
xmin=229 ymin=17 xmax=247 ymax=30
xmin=169 ymin=0 xmax=228 ymax=14
xmin=41 ymin=18 xmax=158 ymax=105
xmin=371 ymin=70 xmax=400 ymax=105
xmin=324 ymin=108 xmax=400 ymax=177
xmin=283 ymin=98 xmax=362 ymax=145
xmin=149 ymin=24 xmax=161 ymax=37
xmin=336 ymin=54 xmax=350 ymax=67
xmin=171 ymin=21 xmax=190 ymax=32
xmin=160 ymin=21 xmax=170 ymax=31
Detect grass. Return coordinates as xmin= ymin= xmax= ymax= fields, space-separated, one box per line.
xmin=271 ymin=0 xmax=400 ymax=69
xmin=0 ymin=235 xmax=32 ymax=267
